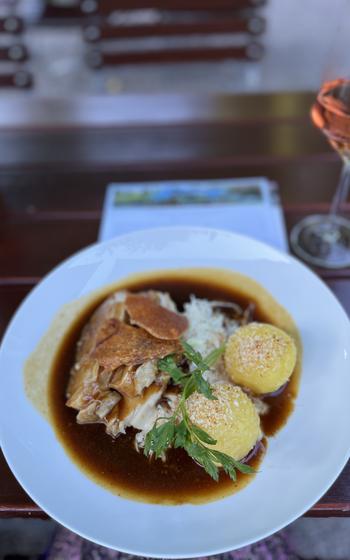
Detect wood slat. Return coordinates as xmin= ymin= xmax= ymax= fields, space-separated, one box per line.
xmin=0 ymin=71 xmax=33 ymax=90
xmin=88 ymin=43 xmax=263 ymax=67
xmin=326 ymin=279 xmax=350 ymax=315
xmin=0 ymin=284 xmax=32 ymax=341
xmin=310 ymin=451 xmax=350 ymax=515
xmin=0 ymin=92 xmax=318 ymax=128
xmin=0 ymin=160 xmax=342 ymax=214
xmin=0 ymin=121 xmax=332 ymax=171
xmin=0 ymin=217 xmax=98 ymax=278
xmin=306 ymin=503 xmax=350 ymax=517
xmin=2 ymin=206 xmax=350 ymax=279
xmin=83 ymin=17 xmax=265 ymax=42
xmin=42 ymin=5 xmax=82 ymax=19
xmin=1 ymin=454 xmax=349 ymax=518
xmin=0 ymin=450 xmax=43 ymax=518
xmin=80 ymin=0 xmax=266 ymax=14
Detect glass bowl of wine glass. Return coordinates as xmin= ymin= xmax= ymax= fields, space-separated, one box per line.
xmin=290 ymin=78 xmax=350 ymax=268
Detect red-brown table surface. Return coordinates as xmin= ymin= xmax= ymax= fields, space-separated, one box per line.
xmin=0 ymin=92 xmax=349 ymax=518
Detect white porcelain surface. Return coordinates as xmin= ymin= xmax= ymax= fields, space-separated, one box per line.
xmin=0 ymin=227 xmax=350 ymax=558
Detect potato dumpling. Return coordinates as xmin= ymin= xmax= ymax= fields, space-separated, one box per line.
xmin=225 ymin=322 xmax=297 ymax=395
xmin=186 ymin=384 xmax=261 ymax=461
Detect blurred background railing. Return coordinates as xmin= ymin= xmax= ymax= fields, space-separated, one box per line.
xmin=0 ymin=0 xmax=348 ymax=97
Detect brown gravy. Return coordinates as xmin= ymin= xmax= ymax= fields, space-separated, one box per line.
xmin=48 ymin=273 xmax=300 ymax=504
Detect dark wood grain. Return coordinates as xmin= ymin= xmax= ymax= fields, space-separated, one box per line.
xmin=0 ymin=284 xmax=32 ymax=341
xmin=0 ymin=93 xmax=318 ymax=127
xmin=0 ymin=91 xmax=350 ymax=518
xmin=81 ymin=0 xmax=266 ymax=13
xmin=0 ymin=159 xmax=342 ymax=214
xmin=326 ymin=280 xmax=350 ymax=315
xmin=42 ymin=4 xmax=82 ymax=19
xmin=89 ymin=44 xmax=263 ymax=67
xmin=0 ymin=71 xmax=33 ymax=90
xmin=0 ymin=121 xmax=333 ymax=171
xmin=0 ymin=216 xmax=98 ymax=277
xmin=2 ymin=207 xmax=350 ymax=279
xmin=310 ymin=459 xmax=350 ymax=516
xmin=0 ymin=450 xmax=43 ymax=518
xmin=83 ymin=18 xmax=265 ymax=42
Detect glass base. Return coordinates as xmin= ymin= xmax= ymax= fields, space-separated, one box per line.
xmin=290 ymin=214 xmax=350 ymax=269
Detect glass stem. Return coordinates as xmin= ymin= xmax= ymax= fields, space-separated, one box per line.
xmin=330 ymin=159 xmax=350 ymax=218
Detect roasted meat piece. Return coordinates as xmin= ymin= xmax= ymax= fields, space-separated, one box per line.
xmin=76 ymin=292 xmax=126 ymax=363
xmin=92 ymin=320 xmax=180 ymax=370
xmin=108 ymin=360 xmax=157 ymax=399
xmin=125 ymin=293 xmax=188 ymax=340
xmin=66 ymin=290 xmax=180 ymax=441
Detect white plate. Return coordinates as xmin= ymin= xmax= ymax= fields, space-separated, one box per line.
xmin=1 ymin=227 xmax=350 ymax=558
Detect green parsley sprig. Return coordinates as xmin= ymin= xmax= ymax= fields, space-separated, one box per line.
xmin=144 ymin=341 xmax=255 ymax=482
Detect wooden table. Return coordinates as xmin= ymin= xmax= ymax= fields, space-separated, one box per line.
xmin=0 ymin=92 xmax=349 ymax=518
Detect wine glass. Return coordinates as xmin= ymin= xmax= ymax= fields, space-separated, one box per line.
xmin=290 ymin=78 xmax=350 ymax=268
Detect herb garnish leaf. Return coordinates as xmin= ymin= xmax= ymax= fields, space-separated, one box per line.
xmin=144 ymin=340 xmax=255 ymax=483
xmin=157 ymin=355 xmax=187 ymax=386
xmin=184 ymin=441 xmax=219 ymax=482
xmin=190 ymin=424 xmax=217 ymax=446
xmin=174 ymin=420 xmax=189 ymax=448
xmin=144 ymin=420 xmax=175 ymax=459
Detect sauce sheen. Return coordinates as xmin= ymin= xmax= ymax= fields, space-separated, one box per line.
xmin=48 ymin=274 xmax=299 ymax=504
